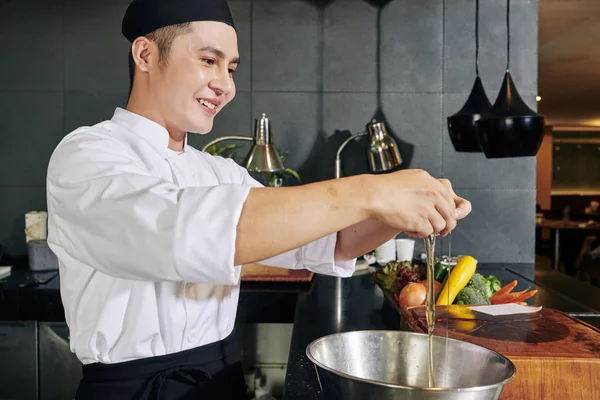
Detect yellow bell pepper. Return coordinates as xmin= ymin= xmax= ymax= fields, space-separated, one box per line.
xmin=436 ymin=255 xmax=477 ymax=305
xmin=446 ymin=305 xmax=476 ymax=320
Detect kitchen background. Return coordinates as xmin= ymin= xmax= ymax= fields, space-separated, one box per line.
xmin=0 ymin=1 xmax=552 ymax=398
xmin=0 ymin=0 xmax=539 ymax=266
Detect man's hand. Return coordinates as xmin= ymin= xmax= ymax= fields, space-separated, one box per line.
xmin=368 ymin=170 xmax=471 ymax=238
xmin=403 ymin=177 xmax=471 ymax=238
xmin=336 ymin=172 xmax=472 ymax=260
xmin=437 ymin=178 xmax=471 ymax=235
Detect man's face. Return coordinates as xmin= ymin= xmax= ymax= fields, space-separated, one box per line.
xmin=149 ymin=21 xmax=239 ymax=135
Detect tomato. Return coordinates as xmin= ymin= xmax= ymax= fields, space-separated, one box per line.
xmin=418 ymin=280 xmax=442 ymax=296
xmin=398 ymin=282 xmax=427 ymax=308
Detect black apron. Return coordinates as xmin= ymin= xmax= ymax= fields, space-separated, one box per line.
xmin=75 ymin=329 xmax=249 ymax=400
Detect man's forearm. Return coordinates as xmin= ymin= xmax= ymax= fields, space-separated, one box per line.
xmin=334 ymin=219 xmax=400 ymax=262
xmin=234 ymin=174 xmax=375 ymax=265
xmin=234 ymin=169 xmax=472 ymax=266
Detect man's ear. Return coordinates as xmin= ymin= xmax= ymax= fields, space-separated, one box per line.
xmin=130 ymin=37 xmax=155 ymax=75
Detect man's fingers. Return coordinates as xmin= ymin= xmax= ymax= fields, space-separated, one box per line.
xmin=455 ymin=196 xmax=472 ymax=220
xmin=405 ymin=231 xmax=421 ymax=238
xmin=408 ymin=220 xmax=435 ymax=238
xmin=429 ymin=214 xmax=447 ymax=236
xmin=439 ymin=216 xmax=457 ymax=237
xmin=439 ymin=178 xmax=472 ymax=220
xmin=437 ymin=179 xmax=456 ymax=207
xmin=435 ymin=202 xmax=456 ymax=235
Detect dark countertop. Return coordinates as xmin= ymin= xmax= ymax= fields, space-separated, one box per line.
xmin=0 ymin=267 xmax=313 ymax=323
xmin=283 ymin=264 xmax=600 ymax=400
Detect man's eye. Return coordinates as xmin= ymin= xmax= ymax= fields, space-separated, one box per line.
xmin=203 ymin=59 xmax=215 ymax=65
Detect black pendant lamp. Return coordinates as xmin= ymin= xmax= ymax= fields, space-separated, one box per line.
xmin=476 ymin=0 xmax=544 ymax=158
xmin=447 ymin=0 xmax=491 ymax=152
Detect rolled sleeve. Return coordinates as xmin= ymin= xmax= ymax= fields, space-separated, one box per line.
xmin=300 ymin=233 xmax=356 ymax=277
xmin=221 ymin=157 xmax=356 ymax=278
xmin=257 ymin=233 xmax=356 ymax=277
xmin=174 ymin=184 xmax=253 ymax=284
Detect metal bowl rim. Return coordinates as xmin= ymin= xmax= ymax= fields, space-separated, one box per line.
xmin=305 ymin=330 xmax=517 ymax=392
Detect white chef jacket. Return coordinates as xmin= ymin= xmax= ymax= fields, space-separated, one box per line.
xmin=46 ymin=107 xmax=355 ymax=365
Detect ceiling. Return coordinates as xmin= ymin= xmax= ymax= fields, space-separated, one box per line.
xmin=539 ymin=0 xmax=600 ymax=127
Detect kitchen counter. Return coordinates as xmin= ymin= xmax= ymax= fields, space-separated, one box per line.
xmin=2 ymin=263 xmax=599 ymax=399
xmin=0 ymin=264 xmax=314 ymax=400
xmin=283 ymin=264 xmax=600 ymax=400
xmin=0 ymin=266 xmax=312 ymax=323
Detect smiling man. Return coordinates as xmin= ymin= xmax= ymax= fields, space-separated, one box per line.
xmin=46 ymin=0 xmax=471 ymax=398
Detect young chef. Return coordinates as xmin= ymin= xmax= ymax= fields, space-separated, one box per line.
xmin=46 ymin=0 xmax=472 ymax=398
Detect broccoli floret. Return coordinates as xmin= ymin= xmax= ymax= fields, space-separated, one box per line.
xmin=375 ymin=273 xmax=395 ymax=292
xmin=453 ymin=273 xmax=501 ymax=305
xmin=485 ymin=275 xmax=502 ymax=296
xmin=465 ymin=273 xmax=490 ymax=297
xmin=382 ymin=261 xmax=400 ymax=275
xmin=454 ymin=286 xmax=491 ymax=305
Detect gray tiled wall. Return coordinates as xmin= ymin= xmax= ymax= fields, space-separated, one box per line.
xmin=0 ymin=0 xmax=538 ymax=265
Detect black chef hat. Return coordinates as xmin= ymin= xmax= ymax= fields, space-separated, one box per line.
xmin=122 ymin=0 xmax=235 ymax=43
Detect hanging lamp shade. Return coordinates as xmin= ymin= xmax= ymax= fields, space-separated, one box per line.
xmin=475 ymin=0 xmax=544 ymax=158
xmin=447 ymin=0 xmax=491 ymax=153
xmin=447 ymin=76 xmax=492 ymax=152
xmin=476 ymin=71 xmax=544 ymax=158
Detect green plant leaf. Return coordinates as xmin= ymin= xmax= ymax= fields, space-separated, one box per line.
xmin=277 ymin=148 xmax=289 ymax=163
xmin=283 ymin=168 xmax=301 ymax=182
xmin=203 ymin=142 xmax=238 ymax=158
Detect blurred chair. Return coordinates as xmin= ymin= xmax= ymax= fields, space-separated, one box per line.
xmin=576 ymin=235 xmax=600 ymax=287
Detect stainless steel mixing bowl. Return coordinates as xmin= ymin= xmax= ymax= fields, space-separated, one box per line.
xmin=306 ymin=330 xmax=516 ymax=399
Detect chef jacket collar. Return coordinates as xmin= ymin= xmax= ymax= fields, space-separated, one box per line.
xmin=111 ymin=107 xmax=188 ymax=156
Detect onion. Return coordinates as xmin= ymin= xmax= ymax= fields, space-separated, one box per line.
xmin=398 ymin=282 xmax=427 ymax=308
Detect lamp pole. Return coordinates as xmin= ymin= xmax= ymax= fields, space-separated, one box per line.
xmin=334 ymin=132 xmax=367 ymax=179
xmin=201 ymin=136 xmax=253 ymax=153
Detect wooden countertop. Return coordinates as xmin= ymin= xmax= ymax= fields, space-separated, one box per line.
xmin=241 ymin=263 xmax=314 ymax=282
xmin=404 ymin=306 xmax=600 ymax=399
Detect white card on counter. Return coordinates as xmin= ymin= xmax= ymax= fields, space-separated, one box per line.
xmin=468 ymin=304 xmax=543 ymax=316
xmin=0 ymin=266 xmax=12 ymax=279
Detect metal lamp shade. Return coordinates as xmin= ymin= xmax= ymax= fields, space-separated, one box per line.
xmin=366 ymin=120 xmax=402 ymax=173
xmin=447 ymin=0 xmax=490 ymax=153
xmin=476 ymin=71 xmax=544 ymax=158
xmin=447 ymin=76 xmax=492 ymax=152
xmin=244 ymin=113 xmax=284 ymax=172
xmin=245 ymin=143 xmax=284 ymax=172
